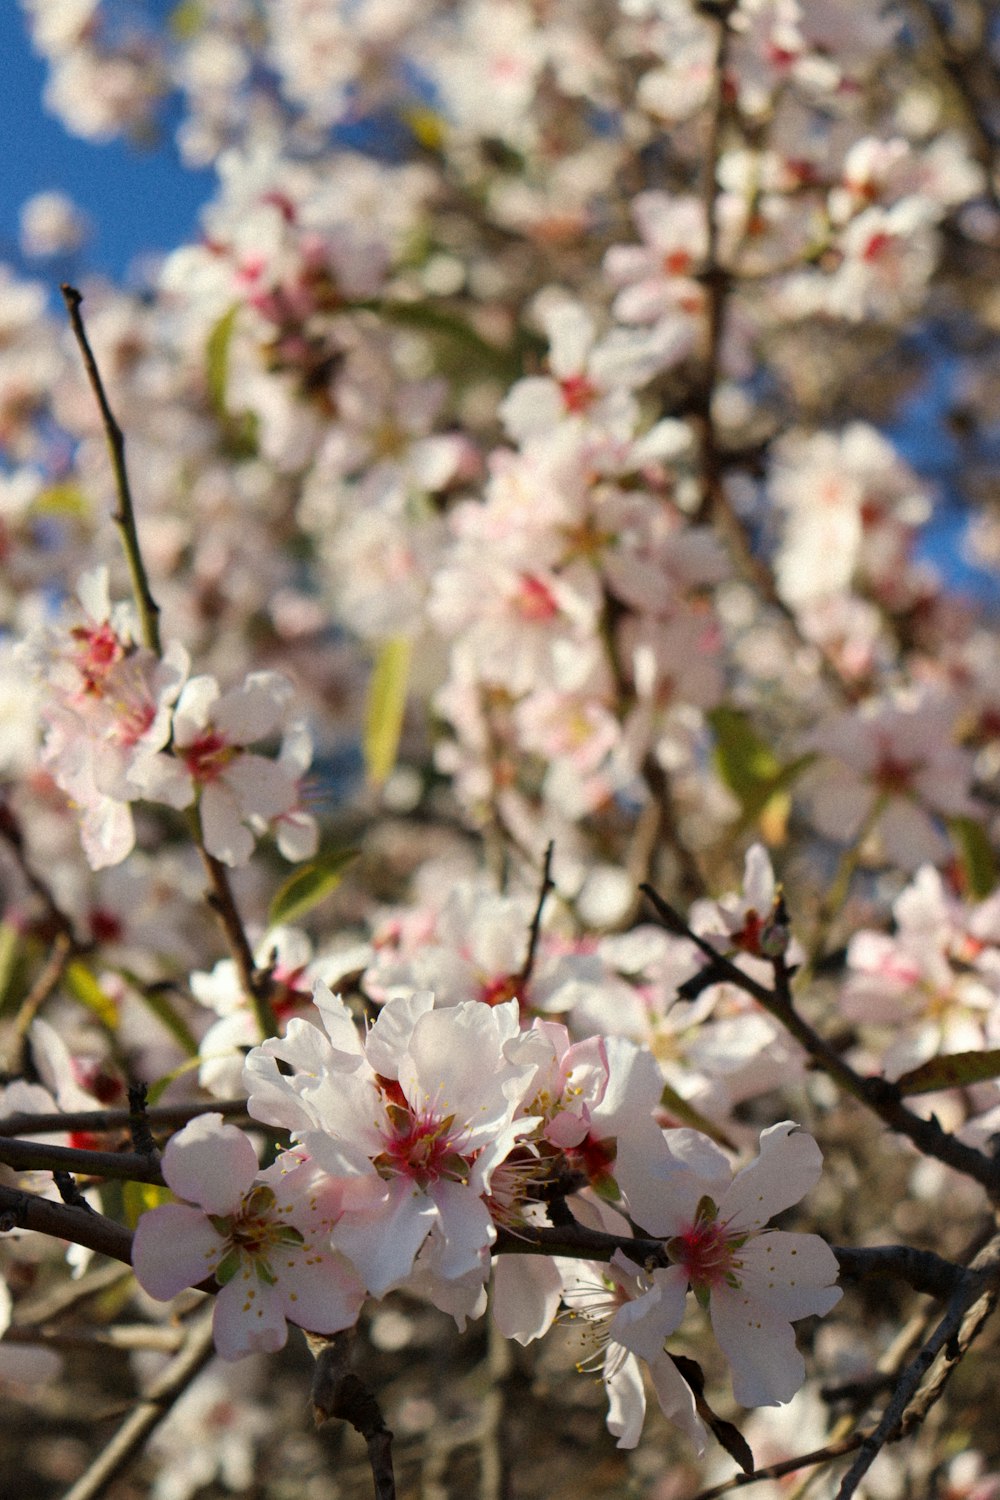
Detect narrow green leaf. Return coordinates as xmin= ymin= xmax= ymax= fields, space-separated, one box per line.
xmin=949 ymin=816 xmax=998 ymax=900
xmin=206 ymin=304 xmax=240 ymax=417
xmin=364 ymin=636 xmax=411 ymax=787
xmin=268 ymin=847 xmax=359 ymax=927
xmin=145 ymin=1056 xmax=206 ymax=1107
xmin=895 ymin=1048 xmax=1000 ymax=1097
xmin=708 ymin=707 xmax=812 ymax=831
xmin=117 ymin=975 xmax=199 ymax=1057
xmin=64 ymin=961 xmax=119 ymax=1031
xmin=123 ymin=1180 xmax=172 ymax=1229
xmin=0 ymin=922 xmax=23 ymax=1015
xmin=31 ymin=483 xmax=89 ymax=518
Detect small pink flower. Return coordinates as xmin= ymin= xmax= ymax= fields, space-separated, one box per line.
xmin=132 ymin=1114 xmax=365 ymax=1359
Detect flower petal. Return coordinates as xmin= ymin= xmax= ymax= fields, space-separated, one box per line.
xmin=162 ymin=1114 xmax=258 ymax=1214
xmin=132 ymin=1203 xmax=224 ymax=1299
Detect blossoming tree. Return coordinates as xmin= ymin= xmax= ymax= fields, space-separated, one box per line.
xmin=2 ymin=1 xmax=1000 ymax=1497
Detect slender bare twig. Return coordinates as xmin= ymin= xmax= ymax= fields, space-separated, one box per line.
xmin=60 ymin=284 xmax=162 ymax=655
xmin=307 ymin=1330 xmax=396 ymax=1500
xmin=515 ymin=840 xmax=555 ymax=992
xmin=0 ymin=1183 xmax=133 ymax=1265
xmin=61 ymin=1306 xmax=216 ymax=1500
xmin=0 ymin=1097 xmax=250 ymax=1139
xmin=835 ymin=1234 xmax=1000 ymax=1499
xmin=640 ymin=884 xmax=1000 ymax=1197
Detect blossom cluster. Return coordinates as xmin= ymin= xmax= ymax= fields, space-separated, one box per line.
xmin=132 ymin=986 xmax=840 ymax=1451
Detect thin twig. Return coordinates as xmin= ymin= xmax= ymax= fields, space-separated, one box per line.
xmin=515 ymin=840 xmax=555 ymax=992
xmin=0 ymin=1097 xmax=250 ymax=1139
xmin=834 ymin=1234 xmax=1000 ymax=1499
xmin=0 ymin=1183 xmax=133 ymax=1265
xmin=60 ymin=284 xmax=162 ymax=655
xmin=307 ymin=1330 xmax=396 ymax=1500
xmin=0 ymin=1137 xmax=166 ymax=1186
xmin=640 ymin=884 xmax=1000 ymax=1197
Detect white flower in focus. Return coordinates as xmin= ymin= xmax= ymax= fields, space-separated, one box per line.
xmin=132 ymin=1114 xmax=365 ymax=1359
xmin=622 ymin=1123 xmax=842 ymax=1407
xmin=244 ymin=987 xmax=539 ymax=1294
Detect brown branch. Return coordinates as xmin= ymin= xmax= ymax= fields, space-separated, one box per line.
xmin=640 ymin=885 xmax=1000 ymax=1197
xmin=834 ymin=1233 xmax=1000 ymax=1499
xmin=0 ymin=1183 xmax=133 ymax=1265
xmin=307 ymin=1330 xmax=396 ymax=1500
xmin=515 ymin=840 xmax=555 ymax=992
xmin=0 ymin=1137 xmax=166 ymax=1186
xmin=0 ymin=1097 xmax=250 ymax=1139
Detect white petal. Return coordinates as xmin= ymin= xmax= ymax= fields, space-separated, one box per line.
xmin=710 ymin=1288 xmax=806 ymax=1407
xmin=491 ymin=1255 xmax=563 ymax=1344
xmin=721 ymin=1123 xmax=822 ymax=1234
xmin=162 ymin=1114 xmax=258 ymax=1213
xmin=132 ymin=1204 xmax=223 ymax=1299
xmin=213 ymin=1274 xmax=288 ymax=1360
xmin=736 ymin=1233 xmax=843 ymax=1322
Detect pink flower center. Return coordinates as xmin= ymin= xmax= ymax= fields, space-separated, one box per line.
xmin=183 ymin=731 xmax=237 ymax=783
xmin=672 ymin=1217 xmax=738 ymax=1291
xmin=516 ymin=573 xmax=559 ymax=621
xmin=71 ymin=623 xmax=126 ymax=694
xmin=374 ymin=1082 xmax=473 ymax=1189
xmin=559 ymin=373 xmax=597 ymax=414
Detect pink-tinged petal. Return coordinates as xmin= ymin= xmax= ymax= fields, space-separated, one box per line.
xmin=213 ymin=1274 xmax=288 ymax=1360
xmin=721 ymin=1123 xmax=822 ymax=1234
xmin=710 ymin=1290 xmax=805 ymax=1408
xmin=364 ymin=989 xmax=436 ymax=1079
xmin=646 ymin=1353 xmax=708 ymax=1455
xmin=172 ymin=675 xmax=220 ymax=741
xmin=736 ymin=1233 xmax=843 ymax=1322
xmin=605 ymin=1349 xmax=646 ymax=1449
xmin=334 ymin=1179 xmax=437 ymax=1295
xmin=491 ymin=1255 xmax=562 ymax=1344
xmin=278 ymin=1249 xmax=366 ymax=1336
xmin=200 ymin=781 xmax=254 ymax=867
xmin=132 ymin=1204 xmax=223 ymax=1299
xmin=162 ymin=1114 xmax=258 ymax=1213
xmin=544 ymin=1110 xmax=590 ymax=1148
xmin=310 ymin=983 xmax=368 ymax=1067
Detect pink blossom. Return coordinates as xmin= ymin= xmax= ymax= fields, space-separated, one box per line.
xmin=132 ymin=1114 xmax=365 ymax=1359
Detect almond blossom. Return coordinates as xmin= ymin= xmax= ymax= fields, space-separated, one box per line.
xmin=130 ymin=671 xmax=314 ymax=866
xmin=620 ymin=1123 xmax=842 ymax=1408
xmin=244 ymin=987 xmax=539 ymax=1294
xmin=132 ymin=1114 xmax=365 ymax=1359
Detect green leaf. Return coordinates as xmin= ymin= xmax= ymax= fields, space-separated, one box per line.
xmin=895 ymin=1049 xmax=1000 ymax=1097
xmin=364 ymin=636 xmax=411 ymax=787
xmin=123 ymin=1180 xmax=172 ymax=1229
xmin=206 ymin=304 xmax=240 ymax=417
xmin=708 ymin=707 xmax=812 ymax=833
xmin=64 ymin=961 xmax=119 ymax=1031
xmin=949 ymin=817 xmax=998 ymax=900
xmin=145 ymin=1056 xmax=207 ymax=1107
xmin=268 ymin=847 xmax=359 ymax=927
xmin=0 ymin=922 xmax=24 ymax=1015
xmin=31 ymin=482 xmax=89 ymax=518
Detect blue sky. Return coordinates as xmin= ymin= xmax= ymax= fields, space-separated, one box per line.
xmin=2 ymin=9 xmax=214 ymax=281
